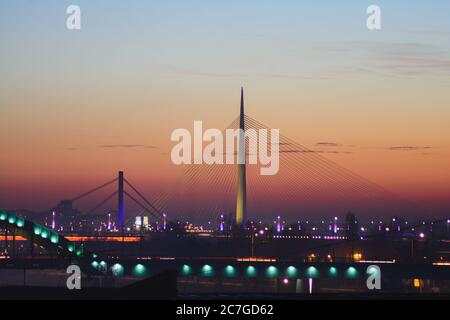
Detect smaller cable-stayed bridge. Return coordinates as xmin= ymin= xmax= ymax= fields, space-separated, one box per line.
xmin=69 ymin=171 xmax=165 ymax=229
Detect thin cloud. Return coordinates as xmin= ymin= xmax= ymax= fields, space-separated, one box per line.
xmin=388 ymin=146 xmax=432 ymax=151
xmin=279 ymin=149 xmax=352 ymax=154
xmin=279 ymin=149 xmax=315 ymax=153
xmin=316 ymin=142 xmax=340 ymax=147
xmin=407 ymin=30 xmax=450 ymax=37
xmin=317 ymin=150 xmax=352 ymax=154
xmin=99 ymin=144 xmax=157 ymax=149
xmin=314 ymin=41 xmax=450 ymax=78
xmin=417 ymin=152 xmax=438 ymax=156
xmin=272 ymin=142 xmax=292 ymax=146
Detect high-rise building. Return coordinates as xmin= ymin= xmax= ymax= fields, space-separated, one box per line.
xmin=50 ymin=200 xmax=79 ymax=230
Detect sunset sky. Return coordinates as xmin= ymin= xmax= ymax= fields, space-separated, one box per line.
xmin=1 ymin=1 xmax=450 ymax=220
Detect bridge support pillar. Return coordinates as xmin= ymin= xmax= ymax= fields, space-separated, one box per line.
xmin=4 ymin=227 xmax=7 ymax=255
xmin=30 ymin=233 xmax=34 ymax=259
xmin=118 ymin=171 xmax=124 ymax=229
xmin=235 ymin=87 xmax=247 ymax=228
xmin=12 ymin=227 xmax=16 ymax=258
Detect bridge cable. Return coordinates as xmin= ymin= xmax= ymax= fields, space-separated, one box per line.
xmin=123 ymin=179 xmax=164 ymax=220
xmin=84 ymin=191 xmax=118 ymax=216
xmin=123 ymin=191 xmax=162 ymax=221
xmin=71 ymin=178 xmax=117 ymax=202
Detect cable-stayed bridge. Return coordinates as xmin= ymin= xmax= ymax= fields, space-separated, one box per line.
xmin=1 ymin=89 xmax=450 ymax=295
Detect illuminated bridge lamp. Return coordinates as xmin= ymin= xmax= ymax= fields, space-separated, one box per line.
xmin=111 ymin=263 xmax=124 ymax=276
xmin=201 ymin=265 xmax=214 ymax=277
xmin=75 ymin=247 xmax=84 ymax=257
xmin=265 ymin=266 xmax=279 ymax=278
xmin=246 ymin=266 xmax=257 ymax=277
xmin=286 ymin=266 xmax=298 ymax=278
xmin=329 ymin=267 xmax=338 ymax=277
xmin=40 ymin=228 xmax=50 ymax=239
xmin=16 ymin=217 xmax=25 ymax=228
xmin=306 ymin=266 xmax=319 ymax=278
xmin=224 ymin=265 xmax=236 ymax=277
xmin=0 ymin=212 xmax=7 ymax=221
xmin=50 ymin=233 xmax=59 ymax=244
xmin=67 ymin=244 xmax=75 ymax=253
xmin=91 ymin=261 xmax=99 ymax=270
xmin=367 ymin=266 xmax=378 ymax=276
xmin=132 ymin=264 xmax=148 ymax=277
xmin=346 ymin=267 xmax=358 ymax=279
xmin=181 ymin=264 xmax=192 ymax=276
xmin=8 ymin=215 xmax=16 ymax=224
xmin=99 ymin=261 xmax=107 ymax=272
xmin=33 ymin=225 xmax=42 ymax=236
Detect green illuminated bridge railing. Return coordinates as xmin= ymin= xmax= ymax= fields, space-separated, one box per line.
xmin=77 ymin=258 xmax=450 ymax=280
xmin=91 ymin=260 xmax=369 ymax=279
xmin=2 ymin=211 xmax=450 ymax=280
xmin=0 ymin=211 xmax=99 ymax=269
